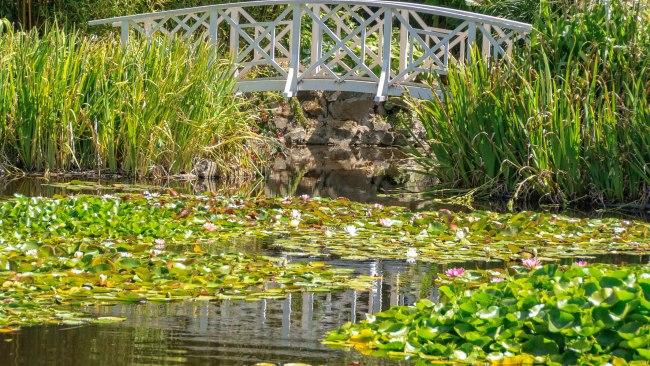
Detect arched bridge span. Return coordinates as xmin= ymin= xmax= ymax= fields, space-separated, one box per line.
xmin=90 ymin=0 xmax=532 ymax=100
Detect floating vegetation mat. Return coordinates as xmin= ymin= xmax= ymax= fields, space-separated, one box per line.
xmin=324 ymin=264 xmax=650 ymax=364
xmin=0 ymin=193 xmax=647 ymax=332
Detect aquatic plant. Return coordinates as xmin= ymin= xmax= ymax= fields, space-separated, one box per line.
xmin=408 ymin=0 xmax=650 ymax=207
xmin=0 ymin=195 xmax=382 ymax=330
xmin=324 ymin=264 xmax=650 ymax=364
xmin=521 ymin=257 xmax=541 ymax=270
xmin=0 ymin=24 xmax=263 ymax=177
xmin=1 ymin=192 xmax=648 ymax=265
xmin=444 ymin=267 xmax=466 ymax=278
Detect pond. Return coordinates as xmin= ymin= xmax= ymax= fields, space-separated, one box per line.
xmin=0 ymin=147 xmax=647 ymax=365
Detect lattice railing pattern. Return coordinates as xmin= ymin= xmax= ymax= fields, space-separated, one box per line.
xmin=89 ymin=0 xmax=532 ymax=100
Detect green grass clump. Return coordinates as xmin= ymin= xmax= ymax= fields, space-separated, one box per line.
xmin=325 ymin=264 xmax=650 ymax=365
xmin=409 ymin=0 xmax=649 ymax=207
xmin=0 ymin=23 xmax=262 ymax=177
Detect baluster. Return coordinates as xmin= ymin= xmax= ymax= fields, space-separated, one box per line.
xmin=466 ymin=21 xmax=476 ymax=62
xmin=311 ymin=4 xmax=322 ymax=74
xmin=398 ymin=10 xmax=409 ymax=73
xmin=375 ymin=7 xmax=393 ymax=102
xmin=481 ymin=23 xmax=491 ymax=60
xmin=230 ymin=8 xmax=240 ymax=76
xmin=283 ymin=3 xmax=301 ymax=97
xmin=209 ymin=8 xmax=218 ymax=46
xmin=229 ymin=8 xmax=240 ymax=56
xmin=120 ymin=20 xmax=129 ymax=46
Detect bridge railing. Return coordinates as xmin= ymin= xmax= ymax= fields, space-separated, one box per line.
xmin=89 ymin=0 xmax=532 ymax=100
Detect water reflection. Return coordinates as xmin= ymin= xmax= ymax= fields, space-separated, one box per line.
xmin=0 ymin=147 xmax=423 ymax=209
xmin=0 ymin=260 xmax=434 ymax=365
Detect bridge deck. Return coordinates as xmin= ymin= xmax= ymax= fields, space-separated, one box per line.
xmin=89 ymin=0 xmax=531 ymax=101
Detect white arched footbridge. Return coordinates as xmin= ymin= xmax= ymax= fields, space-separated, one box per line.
xmin=89 ymin=0 xmax=532 ymax=101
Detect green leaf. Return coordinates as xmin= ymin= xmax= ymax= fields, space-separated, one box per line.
xmin=521 ymin=336 xmax=559 ymax=356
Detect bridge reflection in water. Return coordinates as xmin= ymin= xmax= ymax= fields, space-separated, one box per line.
xmin=89 ymin=0 xmax=531 ymax=101
xmin=0 ymin=259 xmax=447 ymax=365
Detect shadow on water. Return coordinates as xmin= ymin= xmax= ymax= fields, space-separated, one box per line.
xmin=0 ymin=146 xmax=425 ymax=208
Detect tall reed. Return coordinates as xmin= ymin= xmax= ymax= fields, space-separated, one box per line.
xmin=409 ymin=0 xmax=649 ymax=207
xmin=0 ymin=23 xmax=262 ymax=178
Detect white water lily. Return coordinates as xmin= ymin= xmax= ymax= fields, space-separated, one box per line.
xmin=74 ymin=251 xmax=84 ymax=258
xmin=290 ymin=219 xmax=300 ymax=227
xmin=71 ymin=268 xmax=84 ymax=274
xmin=344 ymin=225 xmax=358 ymax=237
xmin=291 ymin=209 xmax=301 ymax=219
xmin=379 ymin=218 xmax=396 ymax=227
xmin=613 ymin=227 xmax=626 ymax=234
xmin=455 ymin=228 xmax=467 ymax=240
xmin=406 ymin=247 xmax=417 ymax=263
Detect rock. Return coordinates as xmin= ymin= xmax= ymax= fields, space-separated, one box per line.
xmin=328 ymin=95 xmax=375 ymax=122
xmin=284 ymin=127 xmax=307 ymax=146
xmin=302 ymin=99 xmax=325 ymax=117
xmin=192 ymin=159 xmax=220 ymax=179
xmin=370 ymin=118 xmax=392 ymax=132
xmin=306 ymin=129 xmax=329 ymax=145
xmin=273 ymin=116 xmax=288 ymax=130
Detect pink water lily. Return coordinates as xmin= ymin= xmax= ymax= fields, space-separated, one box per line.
xmin=521 ymin=257 xmax=541 ymax=269
xmin=576 ymin=260 xmax=588 ymax=267
xmin=445 ymin=267 xmax=466 ymax=278
xmin=203 ymin=222 xmax=217 ymax=232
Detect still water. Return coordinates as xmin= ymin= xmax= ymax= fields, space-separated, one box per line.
xmin=0 ymin=260 xmax=435 ymax=365
xmin=0 ymin=147 xmax=647 ymax=365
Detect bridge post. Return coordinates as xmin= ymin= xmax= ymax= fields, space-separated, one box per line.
xmin=481 ymin=23 xmax=491 ymax=60
xmin=466 ymin=21 xmax=476 ymax=62
xmin=375 ymin=8 xmax=393 ymax=102
xmin=209 ymin=8 xmax=218 ymax=46
xmin=120 ymin=20 xmax=129 ymax=46
xmin=284 ymin=3 xmax=302 ymax=98
xmin=230 ymin=8 xmax=240 ymax=76
xmin=310 ymin=4 xmax=321 ymax=74
xmin=398 ymin=10 xmax=409 ymax=73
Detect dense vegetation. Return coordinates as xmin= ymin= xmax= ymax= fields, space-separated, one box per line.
xmin=0 ymin=193 xmax=377 ymax=330
xmin=0 ymin=23 xmax=262 ymax=177
xmin=4 ymin=0 xmax=228 ymax=29
xmin=4 ymin=184 xmax=648 ymax=264
xmin=325 ymin=264 xmax=650 ymax=364
xmin=410 ymin=0 xmax=649 ymax=207
xmin=0 ymin=191 xmax=647 ymax=335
